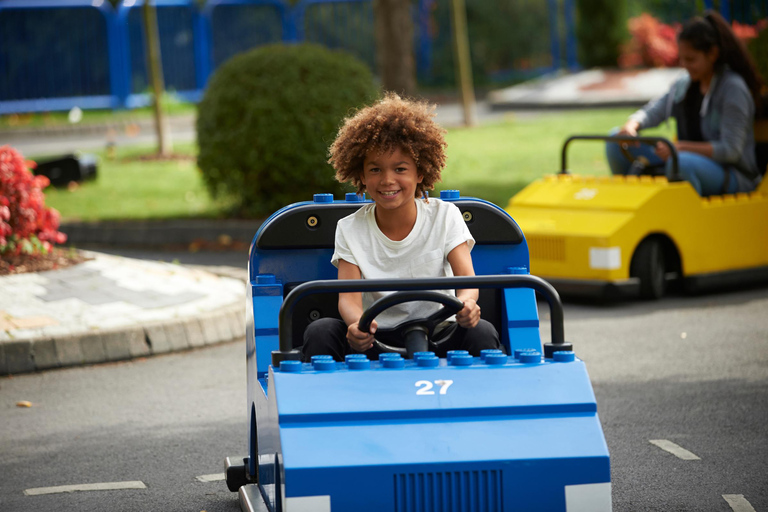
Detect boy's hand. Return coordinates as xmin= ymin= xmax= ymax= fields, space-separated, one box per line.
xmin=456 ymin=298 xmax=480 ymax=329
xmin=347 ymin=320 xmax=377 ymax=352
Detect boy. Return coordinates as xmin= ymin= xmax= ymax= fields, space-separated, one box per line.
xmin=302 ymin=94 xmax=500 ymax=361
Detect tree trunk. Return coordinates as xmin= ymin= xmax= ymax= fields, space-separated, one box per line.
xmin=450 ymin=0 xmax=476 ymax=127
xmin=373 ymin=0 xmax=416 ymax=96
xmin=143 ymin=0 xmax=172 ymax=157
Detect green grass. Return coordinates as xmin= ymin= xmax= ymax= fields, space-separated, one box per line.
xmin=39 ymin=107 xmax=676 ymax=222
xmin=41 ymin=142 xmax=232 ymax=222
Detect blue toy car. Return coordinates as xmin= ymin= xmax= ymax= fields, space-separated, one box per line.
xmin=226 ymin=191 xmax=611 ymax=511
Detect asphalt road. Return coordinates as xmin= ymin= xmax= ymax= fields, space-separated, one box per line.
xmin=2 ymin=117 xmax=197 ymax=159
xmin=1 ymin=251 xmax=766 ymax=511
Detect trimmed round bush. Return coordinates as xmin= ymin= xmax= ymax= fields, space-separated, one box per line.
xmin=197 ymin=43 xmax=379 ymax=218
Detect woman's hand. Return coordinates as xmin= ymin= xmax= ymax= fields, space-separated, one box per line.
xmin=456 ymin=298 xmax=481 ymax=329
xmin=346 ymin=320 xmax=377 ymax=352
xmin=618 ymin=119 xmax=641 ymax=137
xmin=655 ymin=141 xmax=673 ymax=161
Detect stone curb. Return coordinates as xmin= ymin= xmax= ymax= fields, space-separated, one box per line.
xmin=0 ymin=265 xmax=247 ymax=377
xmin=0 ymin=301 xmax=244 ymax=377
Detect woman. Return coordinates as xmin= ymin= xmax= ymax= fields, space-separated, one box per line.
xmin=607 ymin=11 xmax=764 ymax=196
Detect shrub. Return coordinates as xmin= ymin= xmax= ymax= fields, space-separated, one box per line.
xmin=197 ymin=43 xmax=379 ymax=218
xmin=576 ymin=0 xmax=627 ymax=68
xmin=745 ymin=20 xmax=768 ymax=91
xmin=420 ymin=0 xmax=553 ymax=87
xmin=619 ymin=14 xmax=679 ymax=68
xmin=0 ymin=146 xmax=66 ymax=257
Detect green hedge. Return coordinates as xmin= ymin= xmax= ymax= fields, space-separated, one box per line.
xmin=421 ymin=0 xmax=553 ymax=87
xmin=576 ymin=0 xmax=627 ymax=68
xmin=748 ymin=28 xmax=768 ymax=105
xmin=197 ymin=43 xmax=379 ymax=218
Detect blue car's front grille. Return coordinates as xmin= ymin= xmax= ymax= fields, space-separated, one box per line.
xmin=394 ymin=470 xmax=504 ymax=512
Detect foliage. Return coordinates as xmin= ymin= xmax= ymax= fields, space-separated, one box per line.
xmin=625 ymin=0 xmax=699 ymax=23
xmin=196 ymin=43 xmax=378 ymax=218
xmin=620 ymin=14 xmax=680 ymax=68
xmin=619 ymin=14 xmax=767 ymax=72
xmin=744 ymin=20 xmax=768 ymax=89
xmin=420 ymin=0 xmax=553 ymax=87
xmin=576 ymin=0 xmax=627 ymax=68
xmin=0 ymin=146 xmax=66 ymax=257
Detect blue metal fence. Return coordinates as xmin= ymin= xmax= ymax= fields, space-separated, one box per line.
xmin=0 ymin=0 xmax=764 ymax=114
xmin=204 ymin=0 xmax=287 ymax=72
xmin=297 ymin=0 xmax=376 ymax=72
xmin=117 ymin=0 xmax=201 ymax=107
xmin=0 ymin=0 xmax=121 ymax=113
xmin=721 ymin=0 xmax=768 ymax=24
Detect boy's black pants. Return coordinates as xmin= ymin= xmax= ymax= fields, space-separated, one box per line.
xmin=302 ymin=317 xmax=501 ymax=362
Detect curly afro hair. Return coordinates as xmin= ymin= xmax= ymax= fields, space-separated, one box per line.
xmin=329 ymin=93 xmax=447 ymax=198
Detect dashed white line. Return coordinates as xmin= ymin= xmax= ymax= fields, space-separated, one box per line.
xmin=196 ymin=473 xmax=225 ymax=482
xmin=24 ymin=481 xmax=146 ymax=496
xmin=649 ymin=439 xmax=701 ymax=460
xmin=723 ymin=494 xmax=757 ymax=512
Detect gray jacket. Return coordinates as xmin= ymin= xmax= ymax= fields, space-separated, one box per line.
xmin=630 ymin=67 xmax=760 ymax=183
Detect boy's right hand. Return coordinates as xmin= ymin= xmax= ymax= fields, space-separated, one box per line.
xmin=347 ymin=320 xmax=377 ymax=352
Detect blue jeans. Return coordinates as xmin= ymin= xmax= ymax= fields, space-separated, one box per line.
xmin=302 ymin=317 xmax=501 ymax=362
xmin=605 ymin=131 xmax=745 ymax=196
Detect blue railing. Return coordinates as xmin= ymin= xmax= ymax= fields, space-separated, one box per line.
xmin=720 ymin=0 xmax=768 ymax=24
xmin=296 ymin=0 xmax=376 ymax=72
xmin=0 ymin=0 xmax=122 ymax=113
xmin=203 ymin=0 xmax=288 ymax=74
xmin=117 ymin=0 xmax=203 ymax=108
xmin=0 ymin=0 xmax=764 ymax=114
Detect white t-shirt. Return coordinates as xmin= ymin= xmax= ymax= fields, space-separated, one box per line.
xmin=332 ymin=198 xmax=475 ymax=329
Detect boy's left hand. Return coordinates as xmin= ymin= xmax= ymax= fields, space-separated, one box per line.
xmin=456 ymin=298 xmax=480 ymax=328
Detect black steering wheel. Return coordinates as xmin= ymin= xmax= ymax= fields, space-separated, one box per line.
xmin=617 ymin=143 xmax=666 ymax=176
xmin=560 ymin=135 xmax=680 ymax=181
xmin=357 ymin=291 xmax=464 ymax=358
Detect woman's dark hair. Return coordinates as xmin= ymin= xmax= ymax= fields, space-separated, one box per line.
xmin=678 ymin=10 xmax=764 ymax=108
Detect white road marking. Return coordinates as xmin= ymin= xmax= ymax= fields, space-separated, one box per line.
xmin=565 ymin=482 xmax=612 ymax=511
xmin=24 ymin=481 xmax=146 ymax=496
xmin=723 ymin=494 xmax=757 ymax=512
xmin=649 ymin=439 xmax=701 ymax=460
xmin=196 ymin=473 xmax=225 ymax=482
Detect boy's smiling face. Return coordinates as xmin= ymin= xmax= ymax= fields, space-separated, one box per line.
xmin=362 ymin=146 xmax=423 ymax=212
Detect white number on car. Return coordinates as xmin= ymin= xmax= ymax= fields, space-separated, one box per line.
xmin=415 ymin=380 xmax=453 ymax=395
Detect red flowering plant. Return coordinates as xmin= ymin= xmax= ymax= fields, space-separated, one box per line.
xmin=0 ymin=145 xmax=67 ymax=259
xmin=619 ymin=14 xmax=680 ymax=68
xmin=621 ymin=14 xmax=768 ymax=70
xmin=732 ymin=19 xmax=768 ymax=41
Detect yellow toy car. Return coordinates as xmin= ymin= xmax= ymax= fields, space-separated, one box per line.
xmin=506 ymin=134 xmax=768 ymax=299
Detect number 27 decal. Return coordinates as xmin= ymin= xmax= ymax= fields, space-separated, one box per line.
xmin=415 ymin=380 xmax=453 ymax=395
